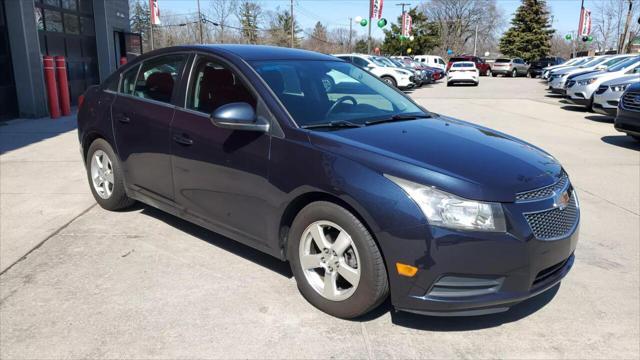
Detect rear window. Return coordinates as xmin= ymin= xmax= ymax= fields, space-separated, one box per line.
xmin=495 ymin=59 xmax=511 ymax=63
xmin=449 ymin=57 xmax=466 ymax=63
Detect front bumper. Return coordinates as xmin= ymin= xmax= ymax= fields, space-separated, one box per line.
xmin=379 ymin=188 xmax=580 ymax=316
xmin=593 ymin=103 xmax=617 ymax=116
xmin=615 ymin=108 xmax=640 ymax=137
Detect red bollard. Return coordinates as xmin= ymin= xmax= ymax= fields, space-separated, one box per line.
xmin=120 ymin=56 xmax=128 ymax=66
xmin=43 ymin=56 xmax=61 ymax=119
xmin=54 ymin=56 xmax=71 ymax=116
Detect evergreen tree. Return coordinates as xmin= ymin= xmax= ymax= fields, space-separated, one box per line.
xmin=499 ymin=0 xmax=555 ymax=62
xmin=354 ymin=39 xmax=368 ymax=53
xmin=269 ymin=9 xmax=301 ymax=47
xmin=237 ymin=1 xmax=261 ymax=44
xmin=381 ymin=7 xmax=440 ymax=55
xmin=129 ymin=0 xmax=150 ymax=51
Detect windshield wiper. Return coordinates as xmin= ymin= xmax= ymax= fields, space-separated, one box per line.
xmin=301 ymin=120 xmax=364 ymax=129
xmin=365 ymin=113 xmax=432 ymax=126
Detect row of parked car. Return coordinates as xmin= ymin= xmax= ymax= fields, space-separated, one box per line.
xmin=541 ymin=54 xmax=640 ymax=141
xmin=333 ymin=54 xmax=446 ymax=89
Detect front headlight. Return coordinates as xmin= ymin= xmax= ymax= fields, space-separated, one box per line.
xmin=610 ymin=83 xmax=630 ymax=92
xmin=393 ymin=69 xmax=409 ymax=75
xmin=577 ymin=78 xmax=597 ymax=86
xmin=385 ymin=175 xmax=506 ymax=232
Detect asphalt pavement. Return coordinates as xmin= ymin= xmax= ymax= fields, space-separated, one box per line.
xmin=1 ymin=77 xmax=638 ymax=359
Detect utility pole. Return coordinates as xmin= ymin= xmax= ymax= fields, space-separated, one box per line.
xmin=367 ymin=1 xmax=372 ymax=53
xmin=619 ymin=0 xmax=634 ymax=53
xmin=196 ymin=0 xmax=204 ymax=44
xmin=149 ymin=23 xmax=154 ymax=50
xmin=396 ymin=3 xmax=410 ymax=56
xmin=473 ymin=23 xmax=478 ymax=56
xmin=290 ymin=0 xmax=294 ymax=48
xmin=348 ymin=17 xmax=353 ymax=53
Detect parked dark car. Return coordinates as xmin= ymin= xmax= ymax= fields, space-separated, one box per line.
xmin=615 ymin=82 xmax=640 ymax=141
xmin=446 ymin=55 xmax=492 ymax=76
xmin=78 ymin=45 xmax=579 ymax=318
xmin=529 ymin=57 xmax=566 ymax=78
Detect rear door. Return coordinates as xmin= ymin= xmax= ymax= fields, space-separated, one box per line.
xmin=111 ymin=53 xmax=189 ymax=201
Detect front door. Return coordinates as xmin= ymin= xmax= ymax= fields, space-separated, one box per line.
xmin=112 ymin=53 xmax=188 ymax=201
xmin=170 ymin=55 xmax=272 ymax=245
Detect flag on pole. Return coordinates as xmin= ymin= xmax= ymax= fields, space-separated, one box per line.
xmin=370 ymin=0 xmax=384 ymax=19
xmin=150 ymin=0 xmax=161 ymax=25
xmin=401 ymin=12 xmax=412 ymax=37
xmin=578 ymin=7 xmax=591 ymax=37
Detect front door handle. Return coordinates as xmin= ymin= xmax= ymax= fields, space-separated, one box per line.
xmin=173 ymin=134 xmax=194 ymax=146
xmin=115 ymin=113 xmax=130 ymax=123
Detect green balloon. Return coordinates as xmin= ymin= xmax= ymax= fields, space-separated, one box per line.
xmin=360 ymin=19 xmax=368 ymax=26
xmin=565 ymin=34 xmax=572 ymax=40
xmin=588 ymin=35 xmax=593 ymax=41
xmin=377 ymin=18 xmax=387 ymax=28
xmin=399 ymin=35 xmax=406 ymax=41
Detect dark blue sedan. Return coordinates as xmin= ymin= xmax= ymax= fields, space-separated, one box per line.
xmin=77 ymin=45 xmax=579 ymax=318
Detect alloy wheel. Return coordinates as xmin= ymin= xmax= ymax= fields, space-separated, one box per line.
xmin=298 ymin=221 xmax=361 ymax=301
xmin=90 ymin=150 xmax=114 ymax=199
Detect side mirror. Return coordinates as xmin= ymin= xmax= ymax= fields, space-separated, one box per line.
xmin=211 ymin=102 xmax=269 ymax=132
xmin=366 ymin=63 xmax=376 ymax=69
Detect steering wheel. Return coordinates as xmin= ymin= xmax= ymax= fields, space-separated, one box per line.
xmin=325 ymin=96 xmax=358 ymax=118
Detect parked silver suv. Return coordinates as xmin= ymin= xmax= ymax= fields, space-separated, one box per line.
xmin=491 ymin=58 xmax=530 ymax=77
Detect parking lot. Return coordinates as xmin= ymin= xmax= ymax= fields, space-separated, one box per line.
xmin=1 ymin=76 xmax=638 ymax=359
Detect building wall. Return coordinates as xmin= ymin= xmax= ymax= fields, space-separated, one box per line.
xmin=4 ymin=0 xmax=129 ymax=119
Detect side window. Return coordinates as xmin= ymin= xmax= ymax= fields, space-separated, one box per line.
xmin=134 ymin=54 xmax=187 ymax=103
xmin=187 ymin=58 xmax=256 ymax=114
xmin=104 ymin=73 xmax=119 ymax=92
xmin=438 ymin=58 xmax=446 ymax=65
xmin=352 ymin=57 xmax=369 ymax=68
xmin=120 ymin=64 xmax=140 ymax=95
xmin=337 ymin=56 xmax=352 ymax=63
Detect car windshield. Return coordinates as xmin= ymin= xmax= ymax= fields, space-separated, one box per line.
xmin=389 ymin=58 xmax=405 ymax=67
xmin=375 ymin=57 xmax=395 ymax=67
xmin=369 ymin=57 xmax=388 ymax=67
xmin=252 ymin=60 xmax=426 ymax=128
xmin=607 ymin=57 xmax=640 ymax=72
xmin=581 ymin=57 xmax=609 ymax=68
xmin=495 ymin=59 xmax=511 ymax=63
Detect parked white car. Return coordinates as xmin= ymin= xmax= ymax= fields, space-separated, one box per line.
xmin=413 ymin=55 xmax=447 ymax=71
xmin=542 ymin=57 xmax=589 ymax=79
xmin=593 ymin=74 xmax=640 ymax=116
xmin=446 ymin=61 xmax=479 ymax=86
xmin=333 ymin=54 xmax=414 ymax=88
xmin=566 ymin=56 xmax=640 ymax=109
xmin=548 ymin=55 xmax=619 ymax=92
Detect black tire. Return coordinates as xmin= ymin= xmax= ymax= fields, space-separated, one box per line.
xmin=587 ymin=95 xmax=595 ymax=112
xmin=381 ymin=76 xmax=397 ymax=88
xmin=511 ymin=69 xmax=518 ymax=78
xmin=85 ymin=138 xmax=135 ymax=211
xmin=288 ymin=201 xmax=389 ymax=319
xmin=631 ymin=135 xmax=640 ymax=142
xmin=447 ymin=82 xmax=452 ymax=87
xmin=491 ymin=73 xmax=497 ymax=77
xmin=473 ymin=82 xmax=479 ymax=86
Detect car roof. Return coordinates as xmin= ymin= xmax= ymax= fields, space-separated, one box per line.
xmin=144 ymin=44 xmax=338 ymax=62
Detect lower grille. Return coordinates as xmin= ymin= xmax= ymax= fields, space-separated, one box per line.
xmin=427 ymin=276 xmax=504 ymax=298
xmin=525 ymin=194 xmax=579 ymax=240
xmin=534 ymin=257 xmax=570 ymax=286
xmin=621 ymin=91 xmax=640 ymax=112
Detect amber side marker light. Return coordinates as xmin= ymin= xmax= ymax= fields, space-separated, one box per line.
xmin=396 ymin=263 xmax=418 ymax=277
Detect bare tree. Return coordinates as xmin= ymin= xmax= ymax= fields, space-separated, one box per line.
xmin=592 ymin=0 xmax=640 ymax=52
xmin=210 ymin=0 xmax=238 ymax=43
xmin=420 ymin=0 xmax=504 ymax=57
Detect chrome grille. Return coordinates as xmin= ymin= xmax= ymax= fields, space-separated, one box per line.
xmin=525 ymin=195 xmax=578 ymax=240
xmin=621 ymin=91 xmax=640 ymax=112
xmin=595 ymin=85 xmax=608 ymax=95
xmin=516 ymin=172 xmax=569 ymax=202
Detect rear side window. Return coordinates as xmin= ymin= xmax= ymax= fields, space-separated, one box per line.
xmin=120 ymin=64 xmax=140 ymax=95
xmin=438 ymin=58 xmax=446 ymax=65
xmin=449 ymin=57 xmax=465 ymax=63
xmin=133 ymin=54 xmax=188 ymax=103
xmin=495 ymin=58 xmax=511 ymax=63
xmin=352 ymin=57 xmax=369 ymax=68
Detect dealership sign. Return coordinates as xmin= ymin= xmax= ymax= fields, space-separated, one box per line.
xmin=370 ymin=0 xmax=384 ymax=19
xmin=578 ymin=7 xmax=591 ymax=37
xmin=401 ymin=12 xmax=412 ymax=37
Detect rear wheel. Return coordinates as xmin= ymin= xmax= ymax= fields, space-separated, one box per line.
xmin=86 ymin=139 xmax=135 ymax=211
xmin=486 ymin=69 xmax=492 ymax=77
xmin=288 ymin=201 xmax=389 ymax=319
xmin=381 ymin=76 xmax=397 ymax=88
xmin=512 ymin=69 xmax=518 ymax=78
xmin=491 ymin=73 xmax=497 ymax=78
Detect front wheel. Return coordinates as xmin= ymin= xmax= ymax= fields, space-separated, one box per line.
xmin=512 ymin=69 xmax=518 ymax=78
xmin=86 ymin=139 xmax=135 ymax=210
xmin=288 ymin=201 xmax=389 ymax=319
xmin=486 ymin=69 xmax=492 ymax=77
xmin=381 ymin=76 xmax=397 ymax=88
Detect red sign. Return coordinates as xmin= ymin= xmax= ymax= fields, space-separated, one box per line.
xmin=401 ymin=13 xmax=412 ymax=37
xmin=578 ymin=7 xmax=591 ymax=37
xmin=370 ymin=0 xmax=384 ymax=19
xmin=150 ymin=0 xmax=161 ymax=25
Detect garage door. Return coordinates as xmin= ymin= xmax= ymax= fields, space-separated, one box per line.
xmin=35 ymin=0 xmax=98 ymax=105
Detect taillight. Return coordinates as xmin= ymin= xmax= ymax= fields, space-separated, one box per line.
xmin=78 ymin=94 xmax=85 ymax=109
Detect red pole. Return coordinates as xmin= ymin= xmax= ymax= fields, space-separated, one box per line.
xmin=120 ymin=56 xmax=128 ymax=66
xmin=55 ymin=56 xmax=71 ymax=116
xmin=43 ymin=56 xmax=60 ymax=119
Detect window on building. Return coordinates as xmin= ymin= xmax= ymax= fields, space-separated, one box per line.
xmin=44 ymin=0 xmax=60 ymax=6
xmin=43 ymin=9 xmax=63 ymax=32
xmin=80 ymin=17 xmax=94 ymax=35
xmin=61 ymin=0 xmax=77 ymax=10
xmin=63 ymin=13 xmax=79 ymax=34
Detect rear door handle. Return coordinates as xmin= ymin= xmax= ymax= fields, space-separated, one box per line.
xmin=115 ymin=114 xmax=130 ymax=123
xmin=173 ymin=134 xmax=194 ymax=146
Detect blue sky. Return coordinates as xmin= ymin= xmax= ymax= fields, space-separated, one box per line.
xmin=159 ymin=0 xmax=595 ymax=39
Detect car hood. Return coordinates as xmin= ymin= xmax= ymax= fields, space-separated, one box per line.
xmin=307 ymin=116 xmax=562 ymax=202
xmin=568 ymin=69 xmax=602 ymax=80
xmin=573 ymin=69 xmax=620 ymax=82
xmin=601 ymin=74 xmax=640 ymax=86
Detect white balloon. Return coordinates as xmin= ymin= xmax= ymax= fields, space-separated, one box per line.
xmin=484 ymin=51 xmax=490 ymax=57
xmin=409 ymin=35 xmax=415 ymax=41
xmin=354 ymin=16 xmax=363 ymax=23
